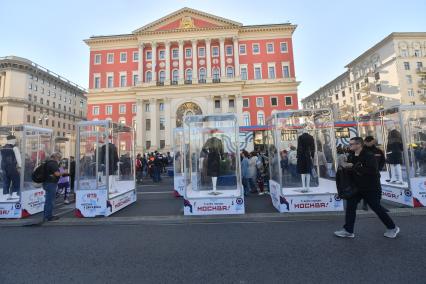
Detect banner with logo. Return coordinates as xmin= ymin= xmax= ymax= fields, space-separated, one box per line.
xmin=107 ymin=190 xmax=137 ymax=216
xmin=381 ymin=185 xmax=414 ymax=206
xmin=21 ymin=188 xmax=45 ymax=215
xmin=0 ymin=202 xmax=22 ymax=218
xmin=184 ymin=197 xmax=245 ymax=215
xmin=76 ymin=189 xmax=108 ymax=217
xmin=410 ymin=177 xmax=426 ymax=207
xmin=174 ymin=174 xmax=185 ymax=197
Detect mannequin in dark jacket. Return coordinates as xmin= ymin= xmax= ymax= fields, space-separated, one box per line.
xmin=203 ymin=136 xmax=224 ymax=193
xmin=297 ymin=131 xmax=315 ymax=192
xmin=386 ymin=129 xmax=403 ymax=184
xmin=100 ymin=137 xmax=119 ymax=193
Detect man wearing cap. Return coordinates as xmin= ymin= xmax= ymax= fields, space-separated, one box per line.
xmin=1 ymin=135 xmax=22 ymax=200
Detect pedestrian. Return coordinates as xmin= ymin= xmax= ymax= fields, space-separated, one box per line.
xmin=248 ymin=152 xmax=258 ymax=194
xmin=57 ymin=160 xmax=71 ymax=204
xmin=153 ymin=153 xmax=163 ymax=182
xmin=241 ymin=151 xmax=250 ymax=196
xmin=136 ymin=153 xmax=143 ymax=184
xmin=69 ymin=156 xmax=76 ymax=202
xmin=334 ymin=137 xmax=400 ymax=238
xmin=288 ymin=146 xmax=298 ymax=183
xmin=280 ymin=150 xmax=290 ymax=185
xmin=43 ymin=152 xmax=68 ymax=222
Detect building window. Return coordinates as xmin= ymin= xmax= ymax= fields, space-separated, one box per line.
xmin=256 ymin=97 xmax=264 ymax=107
xmin=417 ymin=62 xmax=423 ymax=69
xmin=198 ymin=47 xmax=205 ymax=57
xmin=119 ymin=104 xmax=126 ymax=114
xmin=172 ymin=69 xmax=179 ymax=82
xmin=271 ymin=97 xmax=278 ymax=106
xmin=266 ymin=43 xmax=274 ymax=53
xmin=172 ymin=49 xmax=179 ymax=59
xmin=285 ymin=96 xmax=293 ymax=106
xmin=159 ymin=117 xmax=165 ymax=130
xmin=159 ymin=71 xmax=165 ymax=83
xmin=241 ymin=66 xmax=248 ymax=80
xmin=268 ymin=66 xmax=276 ymax=79
xmin=408 ymin=88 xmax=414 ymax=97
xmin=133 ymin=74 xmax=139 ymax=86
xmin=107 ymin=75 xmax=114 ymax=88
xmin=146 ymin=119 xmax=151 ymax=131
xmin=133 ymin=51 xmax=139 ymax=62
xmin=159 ymin=50 xmax=165 ymax=60
xmin=376 ymin=84 xmax=382 ymax=92
xmin=282 ymin=66 xmax=290 ymax=78
xmin=94 ymin=54 xmax=101 ymax=64
xmin=185 ymin=69 xmax=193 ymax=81
xmin=404 ymin=62 xmax=410 ymax=70
xmin=414 ymin=49 xmax=421 ymax=57
xmin=243 ymin=98 xmax=249 ymax=108
xmin=27 ymin=115 xmax=30 ymax=123
xmin=119 ymin=118 xmax=126 ymax=125
xmin=160 ymin=140 xmax=165 ymax=149
xmin=145 ymin=104 xmax=150 ymax=112
xmin=226 ymin=45 xmax=233 ymax=56
xmin=132 ymin=104 xmax=136 ymax=113
xmin=106 ymin=105 xmax=112 ymax=115
xmin=120 ymin=52 xmax=127 ymax=63
xmin=401 ymin=49 xmax=408 ymax=57
xmin=146 ymin=71 xmax=152 ymax=82
xmin=94 ymin=76 xmax=100 ymax=89
xmin=229 ymin=99 xmax=235 ymax=108
xmin=252 ymin=43 xmax=260 ymax=54
xmin=159 ymin=103 xmax=164 ymax=112
xmin=212 ymin=68 xmax=220 ymax=80
xmin=243 ymin=113 xmax=250 ymax=126
xmin=226 ymin=67 xmax=234 ymax=78
xmin=212 ymin=46 xmax=219 ymax=57
xmin=146 ymin=51 xmax=152 ymax=60
xmin=239 ymin=44 xmax=246 ymax=55
xmin=185 ymin=48 xmax=192 ymax=58
xmin=199 ymin=68 xmax=206 ymax=80
xmin=120 ymin=74 xmax=127 ymax=87
xmin=280 ymin=42 xmax=288 ymax=53
xmin=257 ymin=112 xmax=265 ymax=125
xmin=406 ymin=75 xmax=412 ymax=84
xmin=92 ymin=106 xmax=99 ymax=115
xmin=254 ymin=66 xmax=262 ymax=80
xmin=107 ymin=53 xmax=114 ymax=64
xmin=215 ymin=99 xmax=221 ymax=109
xmin=146 ymin=141 xmax=151 ymax=149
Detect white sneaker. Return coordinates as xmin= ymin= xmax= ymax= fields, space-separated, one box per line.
xmin=334 ymin=229 xmax=355 ymax=238
xmin=64 ymin=199 xmax=70 ymax=205
xmin=258 ymin=192 xmax=265 ymax=196
xmin=384 ymin=226 xmax=400 ymax=238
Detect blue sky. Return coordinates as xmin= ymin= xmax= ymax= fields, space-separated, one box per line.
xmin=1 ymin=0 xmax=425 ymax=100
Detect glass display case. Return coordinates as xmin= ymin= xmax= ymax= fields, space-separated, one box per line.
xmin=0 ymin=125 xmax=52 ymax=218
xmin=182 ymin=114 xmax=245 ymax=215
xmin=358 ymin=105 xmax=426 ymax=207
xmin=173 ymin=128 xmax=185 ymax=197
xmin=75 ymin=120 xmax=136 ymax=217
xmin=267 ymin=109 xmax=343 ymax=213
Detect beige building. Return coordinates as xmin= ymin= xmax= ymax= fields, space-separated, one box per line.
xmin=304 ymin=32 xmax=426 ymax=118
xmin=0 ymin=56 xmax=87 ymax=151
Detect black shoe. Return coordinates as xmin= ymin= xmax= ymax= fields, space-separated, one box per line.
xmin=47 ymin=216 xmax=60 ymax=221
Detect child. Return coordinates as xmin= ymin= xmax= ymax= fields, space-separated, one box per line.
xmin=57 ymin=161 xmax=71 ymax=204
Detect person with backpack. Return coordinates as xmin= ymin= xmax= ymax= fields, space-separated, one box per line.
xmin=42 ymin=152 xmax=68 ymax=222
xmin=1 ymin=135 xmax=22 ymax=200
xmin=334 ymin=137 xmax=400 ymax=239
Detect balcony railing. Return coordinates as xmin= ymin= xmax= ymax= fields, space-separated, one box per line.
xmin=212 ymin=78 xmax=221 ymax=83
xmin=171 ymin=80 xmax=178 ymax=85
xmin=418 ymin=80 xmax=426 ymax=88
xmin=156 ymin=81 xmax=164 ymax=86
xmin=184 ymin=80 xmax=192 ymax=85
xmin=198 ymin=79 xmax=206 ymax=84
xmin=416 ymin=67 xmax=426 ymax=74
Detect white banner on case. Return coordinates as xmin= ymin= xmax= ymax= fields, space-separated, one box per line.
xmin=107 ymin=190 xmax=137 ymax=216
xmin=184 ymin=197 xmax=245 ymax=215
xmin=76 ymin=190 xmax=108 ymax=217
xmin=21 ymin=188 xmax=45 ymax=215
xmin=0 ymin=202 xmax=22 ymax=218
xmin=174 ymin=174 xmax=185 ymax=197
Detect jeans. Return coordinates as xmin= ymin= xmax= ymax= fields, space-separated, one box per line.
xmin=2 ymin=168 xmax=20 ymax=195
xmin=43 ymin=182 xmax=57 ymax=220
xmin=242 ymin=177 xmax=250 ymax=195
xmin=248 ymin=177 xmax=257 ymax=192
xmin=344 ymin=190 xmax=396 ymax=233
xmin=153 ymin=166 xmax=161 ymax=182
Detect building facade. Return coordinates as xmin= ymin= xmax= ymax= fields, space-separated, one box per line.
xmin=85 ymin=7 xmax=299 ymax=152
xmin=0 ymin=56 xmax=87 ymax=145
xmin=304 ymin=32 xmax=426 ymax=119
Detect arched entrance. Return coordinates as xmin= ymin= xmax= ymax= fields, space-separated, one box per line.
xmin=176 ymin=102 xmax=202 ymax=127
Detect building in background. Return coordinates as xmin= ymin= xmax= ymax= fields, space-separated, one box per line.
xmin=85 ymin=7 xmax=299 ymax=152
xmin=304 ymin=32 xmax=426 ymax=119
xmin=0 ymin=56 xmax=87 ymax=153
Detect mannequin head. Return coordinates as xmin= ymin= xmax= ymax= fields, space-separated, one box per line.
xmin=6 ymin=135 xmax=16 ymax=146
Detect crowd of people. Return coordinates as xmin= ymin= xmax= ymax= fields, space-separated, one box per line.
xmin=240 ymin=150 xmax=269 ymax=196
xmin=135 ymin=152 xmax=173 ymax=184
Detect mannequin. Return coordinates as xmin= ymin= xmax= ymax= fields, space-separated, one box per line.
xmin=387 ymin=128 xmax=403 ymax=184
xmin=297 ymin=129 xmax=315 ymax=192
xmin=203 ymin=136 xmax=224 ymax=195
xmin=1 ymin=135 xmax=22 ymax=200
xmin=100 ymin=135 xmax=119 ymax=193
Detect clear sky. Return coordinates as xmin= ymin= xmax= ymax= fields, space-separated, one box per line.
xmin=1 ymin=0 xmax=425 ymax=100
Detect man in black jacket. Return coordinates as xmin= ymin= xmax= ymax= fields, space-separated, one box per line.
xmin=334 ymin=137 xmax=400 ymax=239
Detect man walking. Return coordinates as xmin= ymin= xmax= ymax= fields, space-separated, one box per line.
xmin=334 ymin=137 xmax=400 ymax=238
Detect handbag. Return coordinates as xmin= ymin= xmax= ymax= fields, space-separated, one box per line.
xmin=336 ymin=167 xmax=359 ymax=199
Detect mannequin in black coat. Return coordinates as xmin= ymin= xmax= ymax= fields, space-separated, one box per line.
xmin=203 ymin=136 xmax=224 ymax=193
xmin=386 ymin=129 xmax=403 ymax=184
xmin=297 ymin=131 xmax=315 ymax=192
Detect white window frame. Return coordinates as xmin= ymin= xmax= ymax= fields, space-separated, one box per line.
xmin=159 ymin=49 xmax=165 ymax=60
xmin=225 ymin=45 xmax=233 ymax=56
xmin=257 ymin=111 xmax=265 ymax=125
xmin=243 ymin=98 xmax=249 ymax=108
xmin=282 ymin=62 xmax=291 ymax=78
xmin=285 ymin=96 xmax=293 ymax=106
xmin=252 ymin=43 xmax=260 ymax=55
xmin=198 ymin=47 xmax=205 ymax=58
xmin=119 ymin=72 xmax=127 ymax=87
xmin=120 ymin=52 xmax=127 ymax=63
xmin=240 ymin=64 xmax=248 ymax=80
xmin=106 ymin=72 xmax=114 ymax=88
xmin=107 ymin=53 xmax=114 ymax=64
xmin=106 ymin=105 xmax=113 ymax=115
xmin=268 ymin=63 xmax=276 ymax=79
xmin=172 ymin=48 xmax=179 ymax=59
xmin=159 ymin=70 xmax=165 ymax=82
xmin=93 ymin=74 xmax=101 ymax=89
xmin=243 ymin=112 xmax=251 ymax=126
xmin=212 ymin=46 xmax=219 ymax=57
xmin=132 ymin=104 xmax=137 ymax=113
xmin=172 ymin=69 xmax=179 ymax=81
xmin=132 ymin=71 xmax=139 ymax=86
xmin=92 ymin=106 xmax=100 ymax=115
xmin=119 ymin=104 xmax=126 ymax=114
xmin=199 ymin=68 xmax=206 ymax=80
xmin=133 ymin=51 xmax=139 ymax=62
xmin=270 ymin=96 xmax=278 ymax=106
xmin=256 ymin=97 xmax=264 ymax=107
xmin=145 ymin=71 xmax=152 ymax=82
xmin=185 ymin=68 xmax=193 ymax=81
xmin=239 ymin=44 xmax=247 ymax=55
xmin=94 ymin=54 xmax=101 ymax=65
xmin=185 ymin=48 xmax=192 ymax=59
xmin=226 ymin=66 xmax=234 ymax=78
xmin=280 ymin=42 xmax=288 ymax=53
xmin=266 ymin=42 xmax=274 ymax=54
xmin=146 ymin=50 xmax=152 ymax=61
xmin=254 ymin=64 xmax=262 ymax=80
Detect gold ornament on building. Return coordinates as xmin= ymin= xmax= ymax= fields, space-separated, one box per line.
xmin=180 ymin=16 xmax=195 ymax=29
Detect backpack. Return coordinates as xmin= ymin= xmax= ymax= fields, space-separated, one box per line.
xmin=32 ymin=162 xmax=47 ymax=183
xmin=335 ymin=167 xmax=358 ymax=199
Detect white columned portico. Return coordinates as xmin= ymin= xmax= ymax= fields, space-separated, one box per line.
xmin=178 ymin=40 xmax=184 ymax=84
xmin=219 ymin=37 xmax=226 ymax=80
xmin=205 ymin=38 xmax=212 ymax=83
xmin=150 ymin=98 xmax=158 ymax=150
xmin=151 ymin=42 xmax=157 ymax=83
xmin=138 ymin=43 xmax=144 ymax=84
xmin=192 ymin=40 xmax=198 ymax=84
xmin=165 ymin=41 xmax=171 ymax=85
xmin=136 ymin=98 xmax=143 ymax=151
xmin=233 ymin=37 xmax=240 ymax=78
xmin=235 ymin=94 xmax=243 ymax=125
xmin=164 ymin=97 xmax=171 ymax=149
xmin=221 ymin=94 xmax=229 ymax=113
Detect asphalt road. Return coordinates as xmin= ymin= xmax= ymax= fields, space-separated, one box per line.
xmin=1 ymin=214 xmax=425 ymax=284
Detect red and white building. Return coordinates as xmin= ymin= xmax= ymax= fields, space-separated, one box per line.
xmin=85 ymin=7 xmax=299 ymax=152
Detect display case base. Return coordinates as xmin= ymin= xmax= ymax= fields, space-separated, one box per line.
xmin=183 ymin=197 xmax=245 ymax=215
xmin=173 ymin=174 xmax=185 ymax=197
xmin=269 ymin=180 xmax=343 ymax=213
xmin=0 ymin=188 xmax=46 ymax=219
xmin=381 ymin=177 xmax=426 ymax=207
